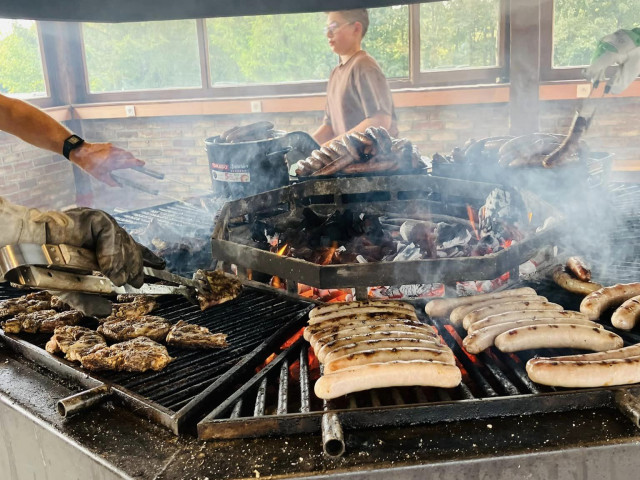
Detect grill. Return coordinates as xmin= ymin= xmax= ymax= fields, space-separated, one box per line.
xmin=0 ymin=282 xmax=312 ymax=434
xmin=195 ymin=277 xmax=640 ymax=453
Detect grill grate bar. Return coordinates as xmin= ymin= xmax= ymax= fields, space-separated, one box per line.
xmin=299 ymin=345 xmax=311 ymax=413
xmin=499 ymin=352 xmax=542 ymax=394
xmin=254 ymin=378 xmax=268 ymax=417
xmin=479 ymin=352 xmax=521 ymax=396
xmin=231 ymin=400 xmax=243 ymax=418
xmin=277 ymin=360 xmax=289 ymax=415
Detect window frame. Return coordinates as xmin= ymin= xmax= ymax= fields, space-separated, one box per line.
xmin=26 ymin=3 xmax=511 ymax=106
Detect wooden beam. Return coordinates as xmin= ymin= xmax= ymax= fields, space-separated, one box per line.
xmin=509 ymin=0 xmax=542 ymax=135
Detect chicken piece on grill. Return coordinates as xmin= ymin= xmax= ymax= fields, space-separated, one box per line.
xmin=50 ymin=295 xmax=71 ymax=311
xmin=97 ymin=315 xmax=171 ymax=342
xmin=80 ymin=337 xmax=173 ymax=372
xmin=107 ymin=297 xmax=158 ymax=321
xmin=115 ymin=294 xmax=154 ymax=304
xmin=194 ymin=269 xmax=242 ymax=311
xmin=24 ymin=291 xmax=53 ymax=302
xmin=46 ymin=326 xmax=107 ymax=362
xmin=3 ymin=309 xmax=83 ymax=334
xmin=165 ymin=320 xmax=228 ymax=349
xmin=0 ymin=299 xmax=52 ymax=320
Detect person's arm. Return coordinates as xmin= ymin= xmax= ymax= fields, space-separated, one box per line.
xmin=0 ymin=94 xmax=143 ymax=186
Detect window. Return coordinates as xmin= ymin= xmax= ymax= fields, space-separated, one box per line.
xmin=552 ymin=0 xmax=640 ymax=67
xmin=364 ymin=6 xmax=410 ymax=79
xmin=419 ymin=0 xmax=501 ymax=71
xmin=83 ymin=20 xmax=202 ymax=92
xmin=0 ymin=19 xmax=46 ymax=98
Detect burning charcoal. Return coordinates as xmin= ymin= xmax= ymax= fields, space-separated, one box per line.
xmin=250 ymin=220 xmax=276 ymax=246
xmin=479 ymin=188 xmax=527 ymax=243
xmin=394 ymin=243 xmax=422 ymax=262
xmin=435 ymin=223 xmax=473 ymax=250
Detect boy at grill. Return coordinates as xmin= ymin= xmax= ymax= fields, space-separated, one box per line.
xmin=312 ymin=9 xmax=398 ymax=146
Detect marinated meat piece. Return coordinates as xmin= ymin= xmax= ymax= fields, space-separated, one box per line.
xmin=3 ymin=310 xmax=83 ymax=334
xmin=46 ymin=326 xmax=107 ymax=362
xmin=50 ymin=295 xmax=71 ymax=311
xmin=194 ymin=270 xmax=242 ymax=311
xmin=110 ymin=297 xmax=157 ymax=320
xmin=24 ymin=291 xmax=53 ymax=302
xmin=165 ymin=320 xmax=228 ymax=349
xmin=97 ymin=315 xmax=171 ymax=342
xmin=80 ymin=337 xmax=173 ymax=372
xmin=0 ymin=299 xmax=52 ymax=320
xmin=115 ymin=294 xmax=154 ymax=304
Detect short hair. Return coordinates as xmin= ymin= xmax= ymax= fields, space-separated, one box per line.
xmin=335 ymin=9 xmax=369 ymax=38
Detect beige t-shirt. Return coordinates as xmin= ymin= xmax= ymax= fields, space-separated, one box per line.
xmin=323 ymin=50 xmax=398 ymax=137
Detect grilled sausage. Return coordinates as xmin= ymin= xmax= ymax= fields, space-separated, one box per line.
xmin=320 ymin=146 xmax=340 ymax=161
xmin=305 ymin=155 xmax=325 ymax=170
xmin=314 ymin=360 xmax=462 ymax=399
xmin=309 ymin=321 xmax=435 ymax=344
xmin=467 ymin=310 xmax=591 ymax=334
xmin=552 ymin=266 xmax=603 ymax=296
xmin=342 ymin=159 xmax=398 ymax=174
xmin=323 ymin=339 xmax=449 ymax=364
xmin=325 ymin=347 xmax=456 ymax=374
xmin=532 ymin=344 xmax=640 ymax=363
xmin=526 ymin=356 xmax=640 ymax=388
xmin=311 ymin=154 xmax=357 ymax=176
xmin=461 ymin=300 xmax=562 ymax=330
xmin=493 ymin=324 xmax=623 ymax=353
xmin=328 ymin=140 xmax=350 ymax=158
xmin=566 ymin=256 xmax=592 ymax=281
xmin=424 ymin=287 xmax=538 ymax=318
xmin=316 ymin=335 xmax=442 ymax=363
xmin=342 ymin=134 xmax=363 ymax=159
xmin=611 ymin=295 xmax=640 ymax=331
xmin=304 ymin=317 xmax=425 ymax=341
xmin=311 ymin=324 xmax=438 ymax=350
xmin=310 ymin=300 xmax=414 ymax=319
xmin=449 ymin=295 xmax=546 ymax=326
xmin=309 ymin=306 xmax=416 ymax=324
xmin=580 ymin=283 xmax=640 ymax=320
xmin=543 ymin=113 xmax=592 ymax=168
xmin=311 ymin=149 xmax=334 ymax=166
xmin=463 ymin=318 xmax=602 ymax=354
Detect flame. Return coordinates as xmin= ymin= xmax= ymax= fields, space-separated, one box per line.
xmin=528 ymin=211 xmax=533 ymax=223
xmin=466 ymin=205 xmax=480 ymax=241
xmin=276 ymin=244 xmax=288 ymax=256
xmin=320 ymin=241 xmax=338 ymax=265
xmin=269 ymin=244 xmax=289 ymax=288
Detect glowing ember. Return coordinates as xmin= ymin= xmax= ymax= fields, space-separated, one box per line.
xmin=466 ymin=204 xmax=481 ymax=241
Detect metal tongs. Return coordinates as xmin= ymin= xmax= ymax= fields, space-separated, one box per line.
xmin=0 ymin=243 xmax=204 ymax=303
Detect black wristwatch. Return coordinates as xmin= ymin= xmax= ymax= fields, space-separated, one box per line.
xmin=62 ymin=134 xmax=85 ymax=160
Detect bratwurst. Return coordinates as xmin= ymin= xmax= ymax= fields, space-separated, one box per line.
xmin=425 ymin=287 xmax=537 ymax=318
xmin=580 ymin=283 xmax=640 ymax=320
xmin=494 ymin=324 xmax=623 ymax=353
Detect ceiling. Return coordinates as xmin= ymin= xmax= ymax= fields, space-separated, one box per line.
xmin=0 ymin=0 xmax=436 ymax=22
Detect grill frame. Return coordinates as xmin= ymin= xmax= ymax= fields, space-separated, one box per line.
xmin=212 ymin=175 xmax=560 ymax=293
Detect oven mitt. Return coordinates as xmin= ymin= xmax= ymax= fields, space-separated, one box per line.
xmin=43 ymin=207 xmax=165 ymax=288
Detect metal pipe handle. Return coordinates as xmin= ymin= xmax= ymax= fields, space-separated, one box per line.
xmin=321 ymin=411 xmax=345 ymax=458
xmin=57 ymin=385 xmax=112 ymax=418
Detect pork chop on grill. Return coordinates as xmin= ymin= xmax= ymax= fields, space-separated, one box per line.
xmin=165 ymin=320 xmax=228 ymax=349
xmin=80 ymin=337 xmax=173 ymax=372
xmin=0 ymin=298 xmax=52 ymax=320
xmin=46 ymin=325 xmax=107 ymax=362
xmin=105 ymin=297 xmax=158 ymax=322
xmin=194 ymin=269 xmax=242 ymax=311
xmin=97 ymin=315 xmax=171 ymax=342
xmin=3 ymin=309 xmax=83 ymax=334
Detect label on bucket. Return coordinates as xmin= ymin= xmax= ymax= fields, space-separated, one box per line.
xmin=211 ymin=166 xmax=250 ymax=183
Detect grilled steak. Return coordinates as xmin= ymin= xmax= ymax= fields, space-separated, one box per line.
xmin=165 ymin=320 xmax=228 ymax=349
xmin=50 ymin=295 xmax=71 ymax=311
xmin=97 ymin=315 xmax=171 ymax=342
xmin=194 ymin=270 xmax=242 ymax=311
xmin=80 ymin=337 xmax=173 ymax=372
xmin=3 ymin=309 xmax=83 ymax=334
xmin=0 ymin=299 xmax=52 ymax=320
xmin=46 ymin=326 xmax=107 ymax=362
xmin=115 ymin=294 xmax=151 ymax=303
xmin=106 ymin=297 xmax=158 ymax=321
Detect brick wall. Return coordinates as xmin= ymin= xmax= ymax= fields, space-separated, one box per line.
xmin=1 ymin=97 xmax=638 ymax=212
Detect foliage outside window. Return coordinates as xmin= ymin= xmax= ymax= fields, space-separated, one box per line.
xmin=83 ymin=20 xmax=201 ymax=92
xmin=553 ymin=0 xmax=640 ymax=67
xmin=419 ymin=0 xmax=500 ymax=71
xmin=206 ymin=6 xmax=408 ymax=86
xmin=0 ymin=19 xmax=46 ymax=97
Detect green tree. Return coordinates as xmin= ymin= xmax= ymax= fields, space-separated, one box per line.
xmin=0 ymin=22 xmax=45 ymax=95
xmin=553 ymin=0 xmax=640 ymax=66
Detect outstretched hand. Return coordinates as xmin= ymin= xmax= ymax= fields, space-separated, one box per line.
xmin=70 ymin=142 xmax=144 ymax=186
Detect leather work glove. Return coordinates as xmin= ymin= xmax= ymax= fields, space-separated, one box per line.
xmin=44 ymin=208 xmax=165 ymax=288
xmin=584 ymin=28 xmax=640 ymax=94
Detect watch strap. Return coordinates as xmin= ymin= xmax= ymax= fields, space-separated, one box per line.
xmin=63 ymin=134 xmax=85 ymax=160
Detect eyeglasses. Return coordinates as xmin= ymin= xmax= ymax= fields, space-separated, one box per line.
xmin=323 ymin=21 xmax=353 ymax=36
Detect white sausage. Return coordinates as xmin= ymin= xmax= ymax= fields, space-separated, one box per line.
xmin=552 ymin=266 xmax=602 ymax=296
xmin=310 ymin=323 xmax=437 ymax=349
xmin=314 ymin=360 xmax=462 ymax=399
xmin=309 ymin=306 xmax=417 ymax=325
xmin=611 ymin=295 xmax=640 ymax=331
xmin=580 ymin=283 xmax=640 ymax=321
xmin=494 ymin=324 xmax=623 ymax=353
xmin=463 ymin=318 xmax=602 ymax=354
xmin=304 ymin=315 xmax=422 ymax=341
xmin=526 ymin=356 xmax=640 ymax=388
xmin=322 ymin=338 xmax=449 ymax=363
xmin=449 ymin=295 xmax=546 ymax=325
xmin=316 ymin=335 xmax=442 ymax=363
xmin=529 ymin=344 xmax=640 ymax=363
xmin=310 ymin=300 xmax=414 ymax=319
xmin=467 ymin=310 xmax=591 ymax=334
xmin=425 ymin=287 xmax=537 ymax=318
xmin=461 ymin=300 xmax=561 ymax=329
xmin=324 ymin=347 xmax=456 ymax=373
